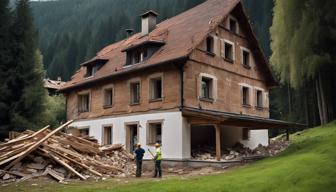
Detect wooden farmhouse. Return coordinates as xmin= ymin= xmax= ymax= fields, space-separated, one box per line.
xmin=60 ymin=0 xmax=297 ymax=161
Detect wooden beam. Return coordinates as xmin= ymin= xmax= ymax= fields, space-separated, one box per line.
xmin=3 ymin=120 xmax=73 ymax=170
xmin=214 ymin=124 xmax=221 ymax=161
xmin=286 ymin=129 xmax=289 ymax=141
xmin=0 ymin=125 xmax=50 ymax=148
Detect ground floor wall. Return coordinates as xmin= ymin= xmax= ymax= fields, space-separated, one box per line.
xmin=68 ymin=111 xmax=190 ymax=160
xmin=68 ymin=111 xmax=268 ymax=160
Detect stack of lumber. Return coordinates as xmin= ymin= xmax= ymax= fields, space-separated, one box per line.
xmin=0 ymin=121 xmax=135 ymax=183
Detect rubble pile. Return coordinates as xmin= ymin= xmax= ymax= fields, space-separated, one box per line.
xmin=192 ymin=139 xmax=289 ymax=161
xmin=0 ymin=121 xmax=134 ymax=184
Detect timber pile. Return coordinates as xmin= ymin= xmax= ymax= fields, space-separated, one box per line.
xmin=192 ymin=139 xmax=289 ymax=161
xmin=0 ymin=121 xmax=134 ymax=184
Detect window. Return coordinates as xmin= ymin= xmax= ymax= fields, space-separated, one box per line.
xmin=86 ymin=65 xmax=99 ymax=77
xmin=128 ymin=48 xmax=148 ymax=65
xmin=256 ymin=90 xmax=263 ymax=108
xmin=242 ymin=128 xmax=249 ymax=140
xmin=130 ymin=82 xmax=140 ymax=104
xmin=148 ymin=123 xmax=162 ymax=144
xmin=229 ymin=18 xmax=238 ymax=33
xmin=79 ymin=128 xmax=89 ymax=137
xmin=78 ymin=93 xmax=90 ymax=113
xmin=242 ymin=49 xmax=250 ymax=67
xmin=224 ymin=42 xmax=234 ymax=61
xmin=201 ymin=77 xmax=213 ymax=99
xmin=103 ymin=126 xmax=113 ymax=145
xmin=242 ymin=86 xmax=250 ymax=106
xmin=206 ymin=36 xmax=214 ymax=54
xmin=150 ymin=77 xmax=162 ymax=100
xmin=104 ymin=88 xmax=113 ymax=107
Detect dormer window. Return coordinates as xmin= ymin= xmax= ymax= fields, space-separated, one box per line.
xmin=131 ymin=48 xmax=147 ymax=64
xmin=229 ymin=18 xmax=238 ymax=33
xmin=86 ymin=65 xmax=99 ymax=77
xmin=123 ymin=40 xmax=164 ymax=66
xmin=82 ymin=59 xmax=108 ymax=78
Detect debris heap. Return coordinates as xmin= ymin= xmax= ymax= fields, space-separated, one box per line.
xmin=0 ymin=121 xmax=134 ymax=183
xmin=192 ymin=139 xmax=289 ymax=161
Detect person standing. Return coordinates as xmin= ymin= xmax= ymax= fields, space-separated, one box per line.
xmin=134 ymin=143 xmax=145 ymax=177
xmin=153 ymin=143 xmax=162 ymax=178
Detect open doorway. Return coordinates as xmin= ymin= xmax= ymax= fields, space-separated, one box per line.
xmin=190 ymin=125 xmax=216 ymax=159
xmin=102 ymin=126 xmax=113 ymax=145
xmin=125 ymin=123 xmax=139 ymax=153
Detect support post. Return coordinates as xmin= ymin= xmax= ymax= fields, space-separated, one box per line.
xmin=214 ymin=124 xmax=221 ymax=161
xmin=286 ymin=128 xmax=289 ymax=141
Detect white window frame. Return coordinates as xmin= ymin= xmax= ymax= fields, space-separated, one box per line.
xmin=102 ymin=84 xmax=114 ymax=108
xmin=77 ymin=90 xmax=91 ymax=113
xmin=128 ymin=78 xmax=141 ymax=105
xmin=198 ymin=73 xmax=218 ymax=101
xmin=148 ymin=73 xmax=164 ymax=101
xmin=240 ymin=46 xmax=251 ymax=67
xmin=146 ymin=120 xmax=164 ymax=145
xmin=221 ymin=39 xmax=235 ymax=62
xmin=239 ymin=83 xmax=252 ymax=107
xmin=254 ymin=87 xmax=264 ymax=109
xmin=227 ymin=15 xmax=239 ymax=34
xmin=102 ymin=124 xmax=113 ymax=145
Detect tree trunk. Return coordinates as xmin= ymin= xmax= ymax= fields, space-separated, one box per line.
xmin=303 ymin=85 xmax=309 ymax=126
xmin=315 ymin=78 xmax=324 ymax=125
xmin=287 ymin=84 xmax=292 ymax=115
xmin=319 ymin=73 xmax=328 ymax=124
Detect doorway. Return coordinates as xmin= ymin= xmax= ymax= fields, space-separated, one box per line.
xmin=125 ymin=123 xmax=139 ymax=153
xmin=102 ymin=126 xmax=113 ymax=145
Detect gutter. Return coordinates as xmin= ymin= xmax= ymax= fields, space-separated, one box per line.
xmin=178 ymin=63 xmax=185 ymax=111
xmin=59 ymin=55 xmax=189 ymax=93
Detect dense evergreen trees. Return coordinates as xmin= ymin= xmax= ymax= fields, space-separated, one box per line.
xmin=0 ymin=0 xmax=50 ymax=138
xmin=270 ymin=0 xmax=336 ymax=125
xmin=31 ymin=0 xmax=205 ymax=80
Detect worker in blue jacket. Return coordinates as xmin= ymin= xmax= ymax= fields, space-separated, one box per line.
xmin=134 ymin=143 xmax=145 ymax=177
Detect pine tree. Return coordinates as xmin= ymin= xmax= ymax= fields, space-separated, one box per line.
xmin=0 ymin=0 xmax=13 ymax=138
xmin=9 ymin=0 xmax=47 ymax=131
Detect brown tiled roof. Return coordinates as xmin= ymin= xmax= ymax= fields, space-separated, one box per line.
xmin=44 ymin=79 xmax=66 ymax=90
xmin=61 ymin=0 xmax=276 ymax=92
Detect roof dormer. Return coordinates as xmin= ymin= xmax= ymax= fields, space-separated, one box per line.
xmin=122 ymin=40 xmax=165 ymax=66
xmin=81 ymin=59 xmax=108 ymax=78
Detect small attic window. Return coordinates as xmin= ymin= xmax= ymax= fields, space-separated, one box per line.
xmin=84 ymin=59 xmax=107 ymax=78
xmin=206 ymin=36 xmax=214 ymax=54
xmin=127 ymin=48 xmax=148 ymax=66
xmin=86 ymin=65 xmax=99 ymax=77
xmin=229 ymin=18 xmax=238 ymax=34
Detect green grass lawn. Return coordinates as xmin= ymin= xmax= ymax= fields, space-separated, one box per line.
xmin=3 ymin=122 xmax=336 ymax=192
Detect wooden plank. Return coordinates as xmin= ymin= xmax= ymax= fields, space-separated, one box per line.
xmin=0 ymin=125 xmax=50 ymax=148
xmin=44 ymin=146 xmax=103 ymax=177
xmin=39 ymin=148 xmax=86 ymax=180
xmin=214 ymin=124 xmax=221 ymax=161
xmin=3 ymin=120 xmax=73 ymax=170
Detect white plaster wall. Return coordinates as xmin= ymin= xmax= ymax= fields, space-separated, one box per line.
xmin=241 ymin=129 xmax=269 ymax=149
xmin=181 ymin=117 xmax=191 ymax=159
xmin=69 ymin=111 xmax=185 ymax=160
xmin=221 ymin=126 xmax=268 ymax=149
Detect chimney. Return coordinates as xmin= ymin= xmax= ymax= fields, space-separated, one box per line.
xmin=140 ymin=10 xmax=158 ymax=35
xmin=126 ymin=29 xmax=134 ymax=37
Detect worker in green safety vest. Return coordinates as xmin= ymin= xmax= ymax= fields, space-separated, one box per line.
xmin=153 ymin=143 xmax=162 ymax=178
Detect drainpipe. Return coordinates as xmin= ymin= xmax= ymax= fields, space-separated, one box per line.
xmin=178 ymin=63 xmax=185 ymax=111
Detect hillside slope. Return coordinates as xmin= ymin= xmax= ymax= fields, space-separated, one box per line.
xmin=4 ymin=122 xmax=336 ymax=191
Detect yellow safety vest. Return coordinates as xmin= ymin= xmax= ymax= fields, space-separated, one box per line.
xmin=155 ymin=148 xmax=162 ymax=160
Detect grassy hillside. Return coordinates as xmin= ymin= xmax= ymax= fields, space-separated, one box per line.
xmin=4 ymin=122 xmax=336 ymax=191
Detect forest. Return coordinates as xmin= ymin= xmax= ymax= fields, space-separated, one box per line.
xmin=0 ymin=0 xmax=335 ymax=138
